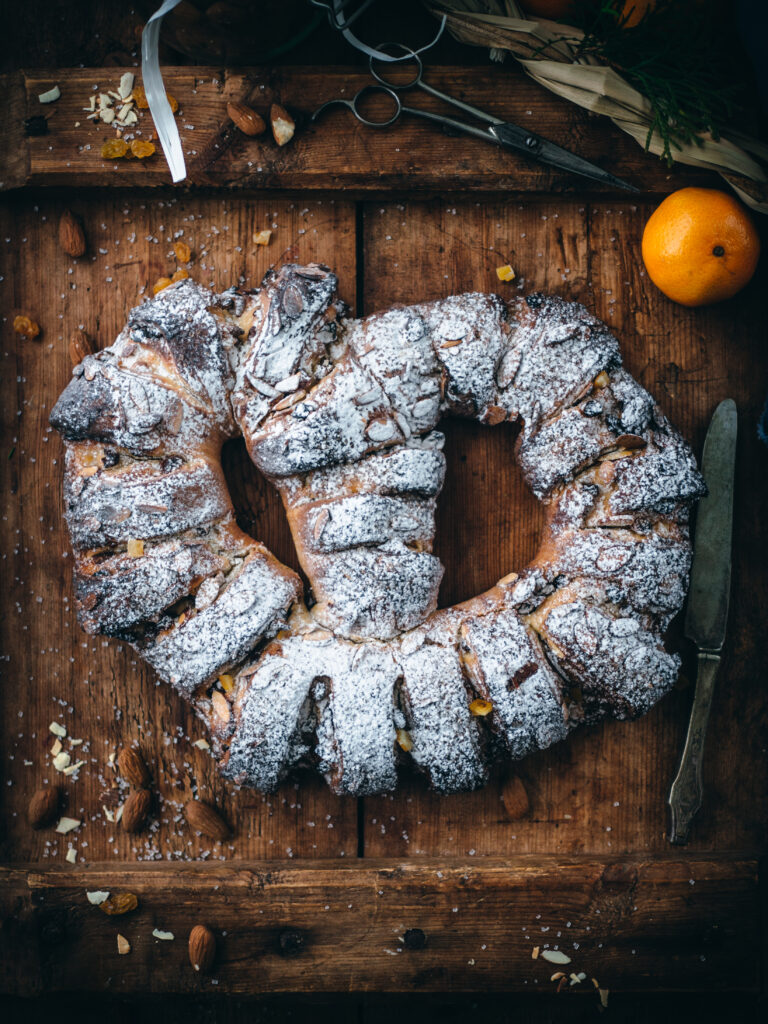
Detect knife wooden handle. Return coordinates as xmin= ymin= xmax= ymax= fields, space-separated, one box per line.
xmin=668 ymin=652 xmax=721 ymax=845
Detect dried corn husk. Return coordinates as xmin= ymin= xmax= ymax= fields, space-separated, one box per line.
xmin=426 ymin=1 xmax=768 ymax=211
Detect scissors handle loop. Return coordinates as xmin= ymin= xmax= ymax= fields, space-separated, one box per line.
xmin=369 ymin=43 xmax=423 ymax=90
xmin=311 ymin=85 xmax=402 ymax=128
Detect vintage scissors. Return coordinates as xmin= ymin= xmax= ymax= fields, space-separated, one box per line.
xmin=312 ymin=44 xmax=638 ymax=192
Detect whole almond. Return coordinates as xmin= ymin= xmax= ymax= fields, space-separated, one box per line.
xmin=118 ymin=746 xmax=150 ymax=788
xmin=27 ymin=787 xmax=59 ymax=830
xmin=227 ymin=101 xmax=266 ymax=137
xmin=59 ymin=209 xmax=86 ymax=258
xmin=69 ymin=329 xmax=94 ymax=366
xmin=184 ymin=800 xmax=231 ymax=842
xmin=270 ymin=103 xmax=295 ymax=146
xmin=501 ymin=774 xmax=530 ymax=820
xmin=188 ymin=924 xmax=216 ymax=973
xmin=122 ymin=788 xmax=151 ymax=833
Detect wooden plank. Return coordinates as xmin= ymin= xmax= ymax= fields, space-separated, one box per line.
xmin=360 ymin=198 xmax=768 ymax=859
xmin=1 ymin=66 xmax=718 ymax=193
xmin=0 ymin=192 xmax=359 ymax=864
xmin=0 ymin=857 xmax=758 ymax=996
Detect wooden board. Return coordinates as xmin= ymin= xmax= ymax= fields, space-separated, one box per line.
xmin=1 ymin=66 xmax=717 ymax=194
xmin=0 ymin=65 xmax=767 ymax=999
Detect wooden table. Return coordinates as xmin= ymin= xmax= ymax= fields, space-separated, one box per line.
xmin=1 ymin=62 xmax=766 ymax=1014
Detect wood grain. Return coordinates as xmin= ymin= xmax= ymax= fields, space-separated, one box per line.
xmin=0 ymin=857 xmax=758 ymax=996
xmin=0 ymin=66 xmax=719 ymax=194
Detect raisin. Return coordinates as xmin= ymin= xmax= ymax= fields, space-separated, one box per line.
xmin=13 ymin=314 xmax=40 ymax=339
xmin=153 ymin=277 xmax=172 ymax=295
xmin=173 ymin=241 xmax=191 ymax=263
xmin=133 ymin=84 xmax=148 ymax=109
xmin=166 ymin=93 xmax=179 ymax=114
xmin=170 ymin=268 xmax=189 ymax=283
xmin=130 ymin=139 xmax=155 ymax=159
xmin=101 ymin=139 xmax=128 ymax=160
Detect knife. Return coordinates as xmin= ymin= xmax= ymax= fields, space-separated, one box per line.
xmin=668 ymin=398 xmax=737 ymax=844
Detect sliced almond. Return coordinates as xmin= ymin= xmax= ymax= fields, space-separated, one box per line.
xmin=117 ymin=933 xmax=131 ymax=955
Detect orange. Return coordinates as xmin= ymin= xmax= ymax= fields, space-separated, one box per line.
xmin=641 ymin=188 xmax=760 ymax=307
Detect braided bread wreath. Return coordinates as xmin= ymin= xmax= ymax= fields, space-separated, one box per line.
xmin=50 ymin=263 xmax=706 ymax=796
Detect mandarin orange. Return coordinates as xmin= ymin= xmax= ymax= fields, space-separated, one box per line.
xmin=641 ymin=188 xmax=760 ymax=307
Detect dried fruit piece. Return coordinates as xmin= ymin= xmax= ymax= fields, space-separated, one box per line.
xmin=122 ymin=788 xmax=151 ymax=833
xmin=227 ymin=101 xmax=266 ymax=137
xmin=100 ymin=892 xmax=139 ymax=916
xmin=171 ymin=268 xmax=189 ymax=283
xmin=69 ymin=329 xmax=94 ymax=365
xmin=117 ymin=934 xmax=131 ymax=955
xmin=469 ymin=698 xmax=493 ymax=717
xmin=166 ymin=94 xmax=179 ymax=114
xmin=153 ymin=277 xmax=172 ymax=295
xmin=13 ymin=315 xmax=40 ymax=339
xmin=101 ymin=138 xmax=128 ymax=160
xmin=118 ymin=746 xmax=150 ymax=788
xmin=270 ymin=103 xmax=295 ymax=146
xmin=395 ymin=728 xmax=413 ymax=752
xmin=211 ymin=690 xmax=230 ymax=725
xmin=218 ymin=673 xmax=234 ymax=693
xmin=541 ymin=950 xmax=572 ymax=965
xmin=130 ymin=139 xmax=156 ymax=159
xmin=593 ymin=370 xmax=610 ymax=389
xmin=133 ymin=84 xmax=149 ymax=109
xmin=173 ymin=240 xmax=191 ymax=263
xmin=59 ymin=210 xmax=87 ymax=257
xmin=184 ymin=800 xmax=231 ymax=842
xmin=126 ymin=538 xmax=145 ymax=557
xmin=188 ymin=924 xmax=216 ymax=973
xmin=27 ymin=787 xmax=59 ymax=830
xmin=496 ymin=264 xmax=516 ymax=282
xmin=501 ymin=774 xmax=530 ymax=820
xmin=253 ymin=229 xmax=272 ymax=246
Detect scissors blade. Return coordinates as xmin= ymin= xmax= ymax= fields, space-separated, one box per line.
xmin=489 ymin=123 xmax=638 ymax=192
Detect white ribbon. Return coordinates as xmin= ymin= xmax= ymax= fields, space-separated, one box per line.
xmin=142 ymin=0 xmax=186 ymax=183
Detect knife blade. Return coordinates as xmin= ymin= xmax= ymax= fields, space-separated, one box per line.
xmin=668 ymin=398 xmax=737 ymax=844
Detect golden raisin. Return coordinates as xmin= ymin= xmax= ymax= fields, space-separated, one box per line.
xmin=218 ymin=673 xmax=234 ymax=693
xmin=153 ymin=277 xmax=172 ymax=295
xmin=13 ymin=314 xmax=40 ymax=339
xmin=171 ymin=268 xmax=189 ymax=283
xmin=132 ymin=84 xmax=149 ymax=109
xmin=101 ymin=138 xmax=128 ymax=160
xmin=166 ymin=93 xmax=179 ymax=114
xmin=173 ymin=241 xmax=191 ymax=263
xmin=469 ymin=698 xmax=493 ymax=717
xmin=99 ymin=892 xmax=139 ymax=916
xmin=130 ymin=139 xmax=156 ymax=160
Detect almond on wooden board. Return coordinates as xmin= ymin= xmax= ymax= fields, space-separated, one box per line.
xmin=69 ymin=329 xmax=94 ymax=365
xmin=270 ymin=103 xmax=295 ymax=146
xmin=188 ymin=924 xmax=216 ymax=973
xmin=122 ymin=788 xmax=151 ymax=833
xmin=27 ymin=787 xmax=59 ymax=829
xmin=58 ymin=209 xmax=86 ymax=257
xmin=501 ymin=774 xmax=530 ymax=820
xmin=184 ymin=800 xmax=231 ymax=842
xmin=118 ymin=746 xmax=150 ymax=788
xmin=226 ymin=101 xmax=266 ymax=137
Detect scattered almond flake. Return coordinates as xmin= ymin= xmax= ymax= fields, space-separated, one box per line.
xmin=193 ymin=738 xmax=210 ymax=750
xmin=69 ymin=738 xmax=83 ymax=747
xmin=53 ymin=751 xmax=72 ymax=772
xmin=86 ymin=891 xmax=110 ymax=905
xmin=65 ymin=848 xmax=77 ymax=864
xmin=108 ymin=752 xmax=116 ymax=766
xmin=253 ymin=229 xmax=272 ymax=246
xmin=103 ymin=805 xmax=115 ymax=823
xmin=599 ymin=989 xmax=609 ymax=1008
xmin=115 ymin=804 xmax=124 ymax=823
xmin=119 ymin=109 xmax=138 ymax=127
xmin=38 ymin=85 xmax=61 ymax=104
xmin=119 ymin=73 xmax=135 ymax=100
xmin=541 ymin=950 xmax=572 ymax=965
xmin=531 ymin=946 xmax=540 ymax=960
xmin=86 ymin=95 xmax=96 ymax=112
xmin=100 ymin=109 xmax=116 ymax=125
xmin=577 ymin=972 xmax=587 ymax=981
xmin=55 ymin=816 xmax=81 ymax=834
xmin=98 ymin=93 xmax=112 ymax=110
xmin=63 ymin=759 xmax=86 ymax=776
xmin=152 ymin=929 xmax=175 ymax=941
xmin=569 ymin=973 xmax=582 ymax=986
xmin=117 ymin=934 xmax=131 ymax=955
xmin=50 ymin=738 xmax=63 ymax=757
xmin=23 ymin=760 xmax=33 ymax=767
xmin=49 ymin=722 xmax=67 ymax=738
xmin=550 ymin=972 xmax=565 ymax=982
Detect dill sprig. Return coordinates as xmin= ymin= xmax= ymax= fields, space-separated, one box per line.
xmin=565 ymin=0 xmax=745 ymax=164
